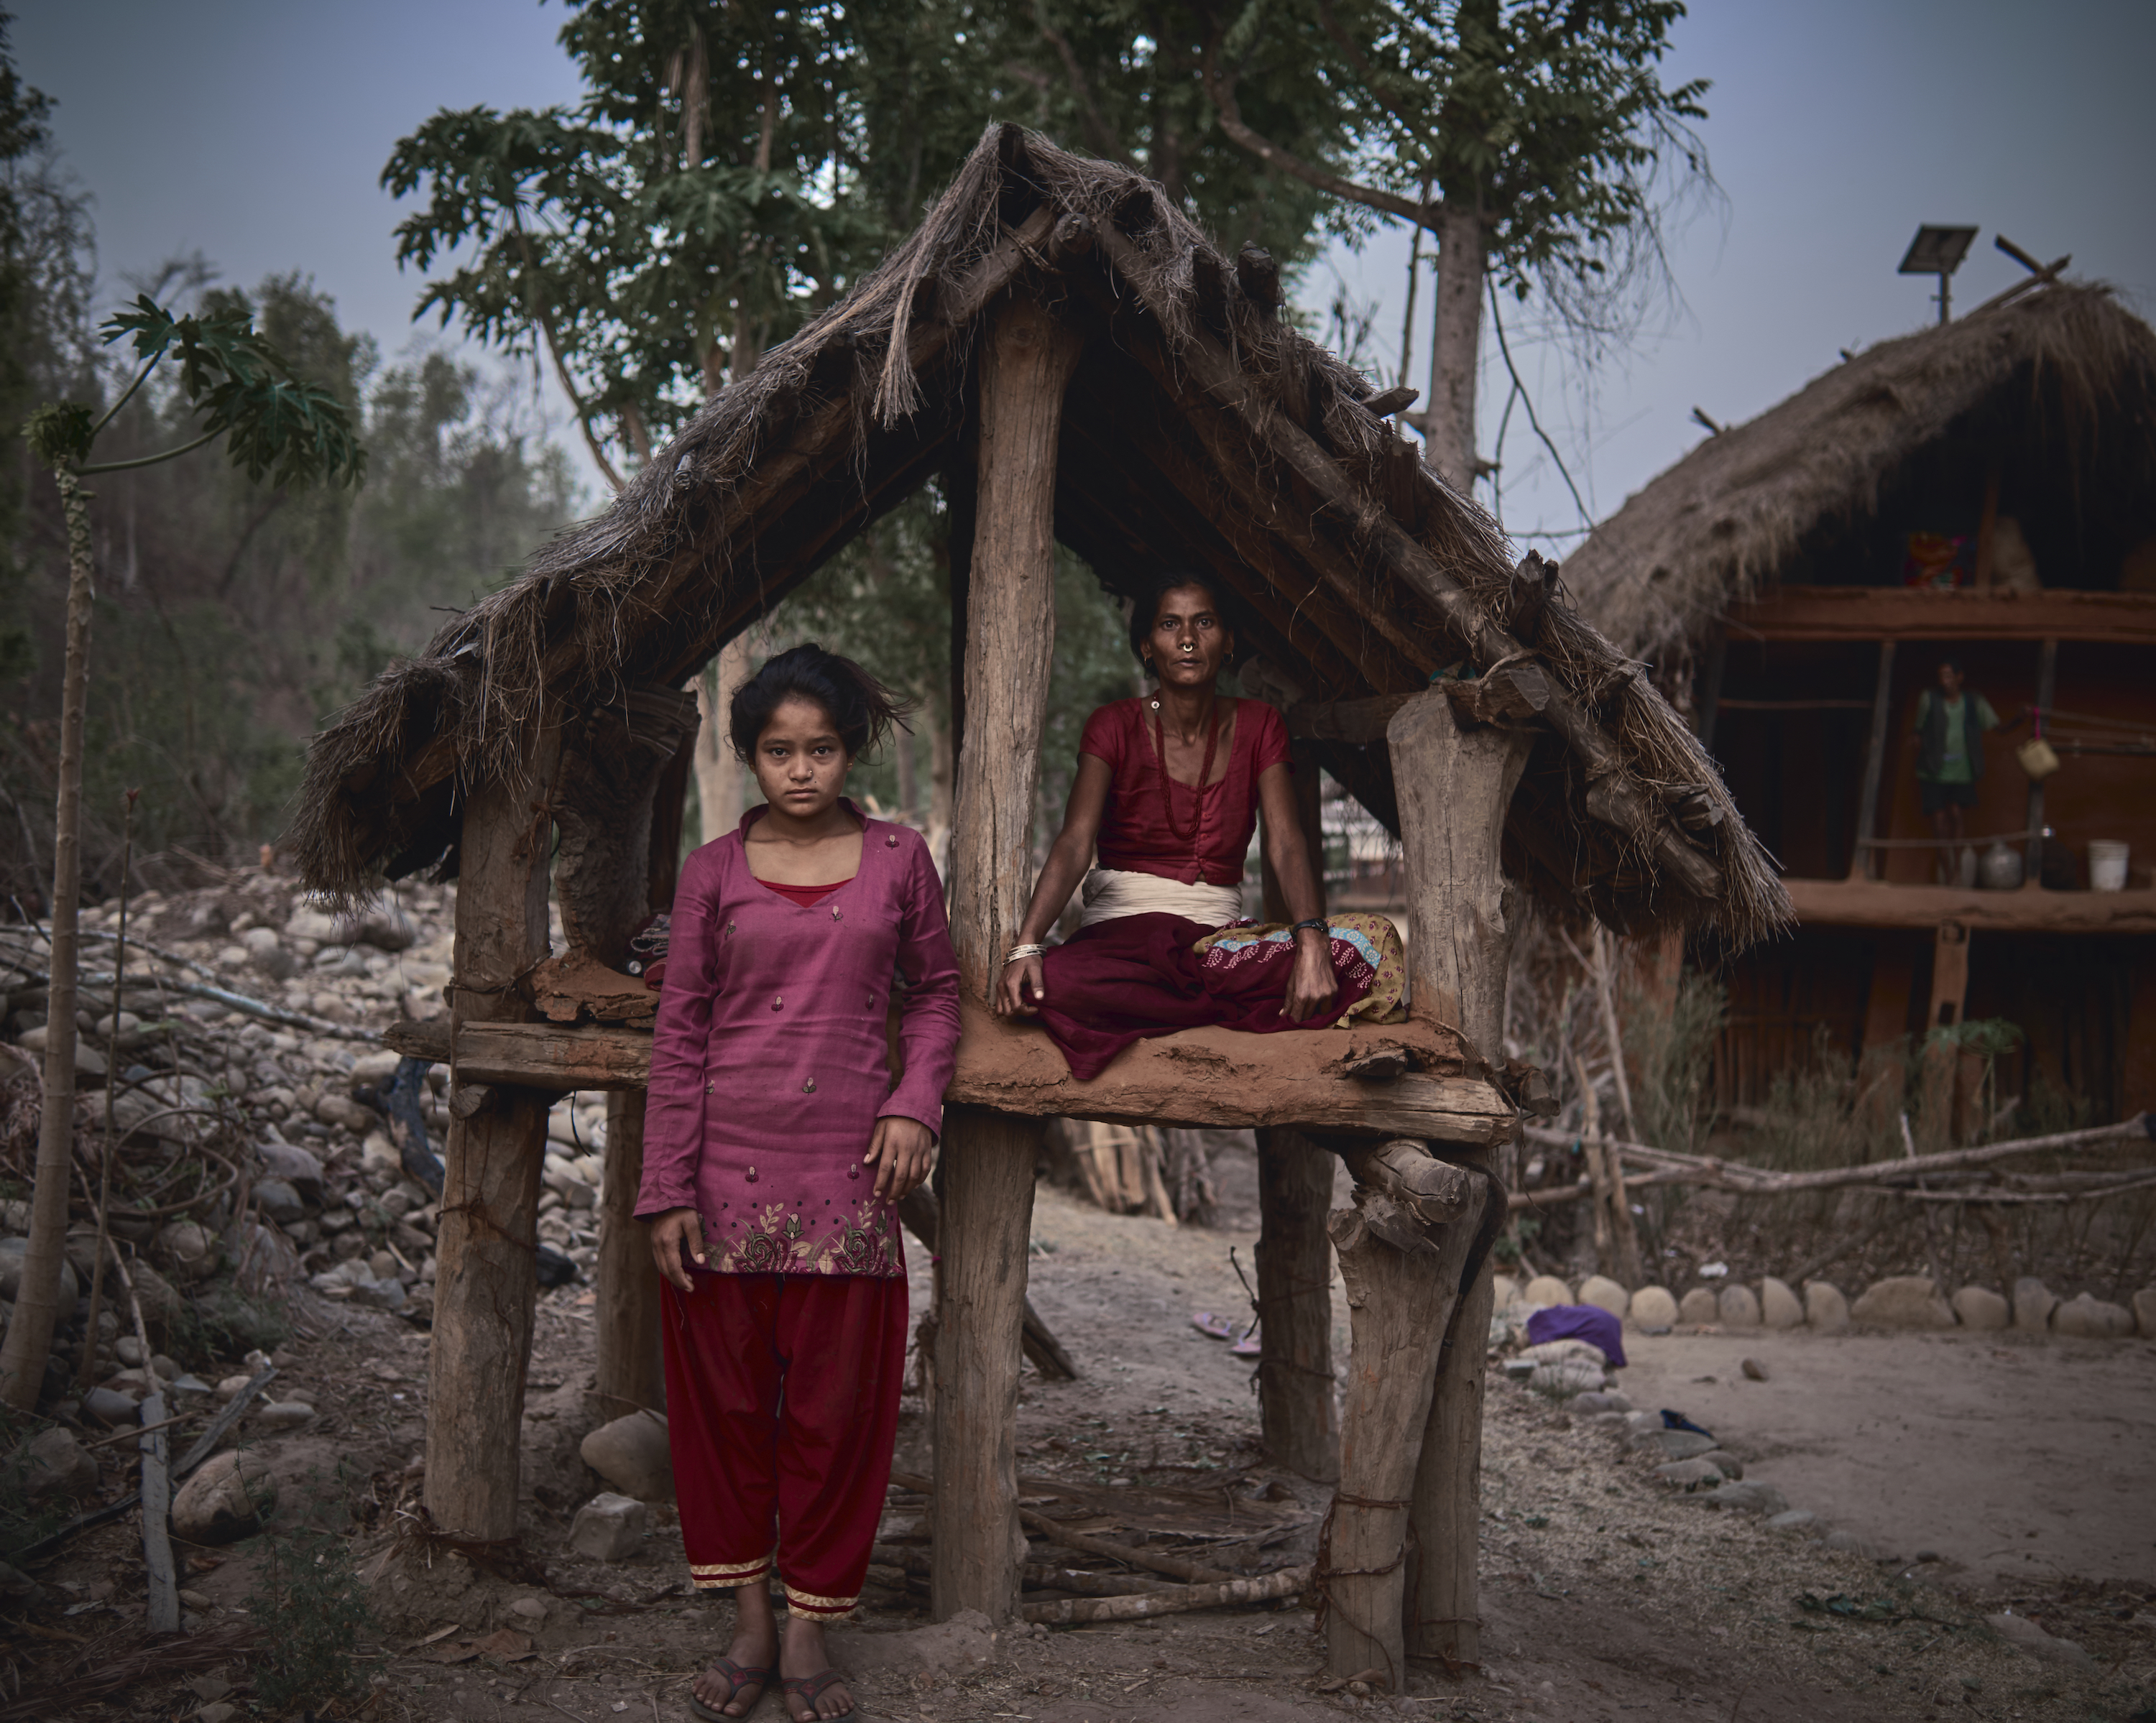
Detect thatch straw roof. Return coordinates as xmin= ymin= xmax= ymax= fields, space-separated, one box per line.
xmin=1567 ymin=281 xmax=2156 ymax=662
xmin=292 ymin=124 xmax=1787 ymax=946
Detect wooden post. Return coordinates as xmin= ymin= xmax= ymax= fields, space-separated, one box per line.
xmin=931 ymin=293 xmax=1081 ymax=1623
xmin=1384 ymin=692 xmax=1531 ymax=1668
xmin=1851 ymin=640 xmax=1897 ymax=882
xmin=595 ymin=1092 xmax=662 ymax=1416
xmin=1254 ymin=740 xmax=1340 ymax=1479
xmin=1254 ymin=1130 xmax=1340 ymax=1480
xmin=1323 ymin=1181 xmax=1488 ymax=1686
xmin=427 ymin=734 xmax=558 ymax=1541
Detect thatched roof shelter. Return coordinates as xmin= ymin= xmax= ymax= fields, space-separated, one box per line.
xmin=1565 ymin=280 xmax=2156 ymax=664
xmin=292 ymin=124 xmax=1785 ymax=945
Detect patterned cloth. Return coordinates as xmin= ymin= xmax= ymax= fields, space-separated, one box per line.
xmin=1192 ymin=913 xmax=1408 ymax=1026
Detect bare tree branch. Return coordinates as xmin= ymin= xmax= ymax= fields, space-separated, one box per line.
xmin=1031 ymin=0 xmax=1127 ymax=163
xmin=1200 ymin=32 xmax=1436 ymax=228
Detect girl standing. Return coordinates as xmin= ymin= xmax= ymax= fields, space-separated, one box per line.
xmin=639 ymin=645 xmax=960 ymax=1723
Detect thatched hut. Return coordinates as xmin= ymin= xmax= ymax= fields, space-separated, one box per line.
xmin=292 ymin=125 xmax=1783 ymax=1673
xmin=1565 ymin=277 xmax=2156 ymax=1118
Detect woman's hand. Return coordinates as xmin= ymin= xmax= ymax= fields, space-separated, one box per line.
xmin=997 ymin=954 xmax=1046 ymax=1018
xmin=867 ymin=1115 xmax=937 ymax=1200
xmin=647 ymin=1207 xmax=706 ymax=1293
xmin=1281 ymin=928 xmax=1337 ymax=1022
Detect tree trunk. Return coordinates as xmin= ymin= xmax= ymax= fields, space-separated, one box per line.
xmin=1 ymin=473 xmax=93 ymax=1411
xmin=1423 ymin=202 xmax=1486 ymax=495
xmin=1324 ymin=1181 xmax=1488 ymax=1687
xmin=693 ymin=634 xmax=752 ymax=846
xmin=595 ymin=1091 xmax=663 ymax=1417
xmin=426 ymin=731 xmax=558 ymax=1540
xmin=1385 ymin=693 xmax=1531 ymax=1668
xmin=1254 ymin=1128 xmax=1340 ymax=1481
xmin=931 ymin=293 xmax=1080 ymax=1623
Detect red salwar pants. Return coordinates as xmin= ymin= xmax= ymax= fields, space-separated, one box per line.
xmin=660 ymin=1271 xmax=907 ymax=1617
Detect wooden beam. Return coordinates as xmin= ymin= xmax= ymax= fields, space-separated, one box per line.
xmin=1784 ymin=878 xmax=2156 ymax=933
xmin=1848 ymin=640 xmax=1897 ymax=882
xmin=428 ymin=727 xmax=558 ymax=1540
xmin=1386 ymin=691 xmax=1531 ymax=1670
xmin=390 ymin=1007 xmax=1516 ymax=1140
xmin=1732 ymin=586 xmax=2156 ymax=645
xmin=934 ymin=292 xmax=1082 ymax=1625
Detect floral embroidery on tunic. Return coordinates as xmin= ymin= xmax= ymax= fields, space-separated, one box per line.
xmin=702 ymin=1199 xmax=904 ymax=1278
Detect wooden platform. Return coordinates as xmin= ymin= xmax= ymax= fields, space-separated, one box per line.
xmin=1733 ymin=586 xmax=2156 ymax=645
xmin=384 ymin=995 xmax=1514 ymax=1144
xmin=1785 ymin=877 xmax=2156 ymax=933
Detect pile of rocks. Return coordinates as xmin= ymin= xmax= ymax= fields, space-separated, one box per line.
xmin=1494 ymin=1269 xmax=2156 ymax=1339
xmin=0 ymin=869 xmax=487 ymax=1410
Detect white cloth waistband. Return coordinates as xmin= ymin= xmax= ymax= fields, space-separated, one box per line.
xmin=1077 ymin=867 xmax=1245 ymax=930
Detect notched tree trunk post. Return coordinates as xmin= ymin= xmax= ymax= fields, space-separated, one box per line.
xmin=1385 ymin=691 xmax=1532 ymax=1667
xmin=931 ymin=291 xmax=1082 ymax=1623
xmin=426 ymin=724 xmax=561 ymax=1541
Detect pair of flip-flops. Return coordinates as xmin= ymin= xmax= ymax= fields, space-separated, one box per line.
xmin=1191 ymin=1311 xmax=1263 ymax=1357
xmin=689 ymin=1659 xmax=854 ymax=1722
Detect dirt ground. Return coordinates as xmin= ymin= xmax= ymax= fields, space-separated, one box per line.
xmin=13 ymin=1142 xmax=2156 ymax=1723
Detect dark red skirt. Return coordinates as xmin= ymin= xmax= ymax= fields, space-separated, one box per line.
xmin=1035 ymin=912 xmax=1373 ymax=1081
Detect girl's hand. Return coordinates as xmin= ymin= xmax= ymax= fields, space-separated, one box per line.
xmin=1282 ymin=928 xmax=1337 ymax=1022
xmin=997 ymin=954 xmax=1046 ymax=1018
xmin=647 ymin=1207 xmax=706 ymax=1293
xmin=867 ymin=1115 xmax=937 ymax=1200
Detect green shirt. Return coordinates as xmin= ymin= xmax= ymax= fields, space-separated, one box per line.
xmin=1917 ymin=690 xmax=1999 ymax=783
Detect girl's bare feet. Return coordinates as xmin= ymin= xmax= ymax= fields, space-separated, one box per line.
xmin=779 ymin=1615 xmax=854 ymax=1720
xmin=691 ymin=1585 xmax=778 ymax=1719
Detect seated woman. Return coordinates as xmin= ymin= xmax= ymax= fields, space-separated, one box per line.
xmin=995 ymin=571 xmax=1404 ymax=1078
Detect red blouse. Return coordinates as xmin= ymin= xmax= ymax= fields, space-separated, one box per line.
xmin=1079 ymin=698 xmax=1292 ymax=887
xmin=758 ymin=878 xmax=853 ymax=908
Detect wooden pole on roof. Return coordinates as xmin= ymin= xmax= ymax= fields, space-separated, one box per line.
xmin=1256 ymin=740 xmax=1341 ymax=1482
xmin=426 ymin=724 xmax=561 ymax=1540
xmin=931 ymin=290 xmax=1082 ymax=1623
xmin=1384 ymin=691 xmax=1532 ymax=1670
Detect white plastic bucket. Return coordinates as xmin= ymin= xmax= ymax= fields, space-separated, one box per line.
xmin=2088 ymin=840 xmax=2130 ymax=892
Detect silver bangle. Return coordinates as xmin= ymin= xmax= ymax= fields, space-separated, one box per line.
xmin=1005 ymin=942 xmax=1047 ymax=964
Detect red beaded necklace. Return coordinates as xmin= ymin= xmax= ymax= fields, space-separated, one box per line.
xmin=1151 ymin=696 xmax=1222 ymax=861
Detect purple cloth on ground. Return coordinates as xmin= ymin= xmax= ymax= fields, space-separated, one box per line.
xmin=1525 ymin=1303 xmax=1627 ymax=1369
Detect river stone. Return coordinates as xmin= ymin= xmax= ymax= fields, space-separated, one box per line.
xmin=2012 ymin=1277 xmax=2056 ymax=1332
xmin=1766 ymin=1509 xmax=1820 ymax=1536
xmin=82 ymin=1385 xmax=139 ymax=1426
xmin=1696 ymin=1449 xmax=1744 ymax=1480
xmin=1577 ymin=1275 xmax=1629 ymax=1318
xmin=1628 ymin=1285 xmax=1678 ymax=1329
xmin=1822 ymin=1529 xmax=1878 ymax=1557
xmin=1803 ymin=1279 xmax=1848 ymax=1331
xmin=1521 ymin=1275 xmax=1571 ymax=1308
xmin=1851 ymin=1275 xmax=1955 ymax=1329
xmin=1951 ymin=1285 xmax=2010 ymax=1331
xmin=1491 ymin=1273 xmax=1520 ymax=1308
xmin=0 ymin=1238 xmax=78 ymax=1306
xmin=1677 ymin=1288 xmax=1719 ymax=1324
xmin=568 ymin=1492 xmax=647 ymax=1561
xmin=580 ymin=1410 xmax=673 ymax=1501
xmin=1690 ymin=1481 xmax=1788 ymax=1516
xmin=253 ymin=1178 xmax=307 ymax=1227
xmin=2052 ymin=1293 xmax=2134 ymax=1339
xmin=1718 ymin=1284 xmax=1762 ymax=1328
xmin=155 ymin=1220 xmax=221 ymax=1282
xmin=21 ymin=1428 xmax=98 ymax=1498
xmin=252 ymin=1401 xmax=316 ymax=1431
xmin=172 ymin=1451 xmax=277 ymax=1544
xmin=1529 ymin=1359 xmax=1606 ymax=1398
xmin=1652 ymin=1458 xmax=1724 ymax=1489
xmin=1759 ymin=1277 xmax=1802 ymax=1329
xmin=1570 ymin=1390 xmax=1633 ymax=1413
xmin=2135 ymin=1288 xmax=2156 ymax=1338
xmin=1634 ymin=1428 xmax=1717 ymax=1461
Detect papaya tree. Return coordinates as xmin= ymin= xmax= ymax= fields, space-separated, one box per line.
xmin=0 ymin=297 xmax=364 ymax=1412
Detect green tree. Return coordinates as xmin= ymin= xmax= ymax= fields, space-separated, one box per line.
xmin=0 ymin=299 xmax=364 ymax=1412
xmin=1201 ymin=0 xmax=1710 ymax=496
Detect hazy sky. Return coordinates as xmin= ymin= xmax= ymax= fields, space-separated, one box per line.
xmin=17 ymin=0 xmax=2156 ymax=556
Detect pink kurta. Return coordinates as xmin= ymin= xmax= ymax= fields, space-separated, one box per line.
xmin=635 ymin=803 xmax=961 ymax=1277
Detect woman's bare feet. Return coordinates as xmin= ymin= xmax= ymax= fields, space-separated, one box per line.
xmin=779 ymin=1615 xmax=854 ymax=1721
xmin=691 ymin=1584 xmax=778 ymax=1719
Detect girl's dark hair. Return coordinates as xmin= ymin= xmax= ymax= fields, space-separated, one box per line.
xmin=1125 ymin=569 xmax=1241 ymax=667
xmin=727 ymin=642 xmax=912 ymax=761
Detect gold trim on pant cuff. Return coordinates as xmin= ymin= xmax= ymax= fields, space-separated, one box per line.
xmin=782 ymin=1582 xmax=859 ymax=1616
